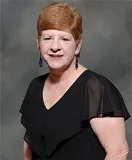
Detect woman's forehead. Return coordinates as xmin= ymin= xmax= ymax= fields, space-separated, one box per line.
xmin=41 ymin=29 xmax=72 ymax=37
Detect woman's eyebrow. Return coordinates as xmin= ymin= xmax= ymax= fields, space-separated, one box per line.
xmin=60 ymin=34 xmax=71 ymax=38
xmin=42 ymin=34 xmax=51 ymax=36
xmin=42 ymin=34 xmax=53 ymax=37
xmin=41 ymin=33 xmax=72 ymax=38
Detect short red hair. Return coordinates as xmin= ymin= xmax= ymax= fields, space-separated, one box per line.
xmin=37 ymin=2 xmax=82 ymax=41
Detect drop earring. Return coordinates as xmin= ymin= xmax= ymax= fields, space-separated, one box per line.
xmin=39 ymin=55 xmax=43 ymax=67
xmin=75 ymin=55 xmax=78 ymax=70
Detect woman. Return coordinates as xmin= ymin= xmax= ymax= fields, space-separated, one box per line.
xmin=19 ymin=2 xmax=131 ymax=160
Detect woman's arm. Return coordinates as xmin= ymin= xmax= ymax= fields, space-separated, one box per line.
xmin=23 ymin=140 xmax=32 ymax=160
xmin=90 ymin=117 xmax=129 ymax=160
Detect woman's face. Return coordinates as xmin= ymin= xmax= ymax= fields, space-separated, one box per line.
xmin=37 ymin=29 xmax=82 ymax=70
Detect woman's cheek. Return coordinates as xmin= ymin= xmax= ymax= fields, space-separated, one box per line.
xmin=40 ymin=44 xmax=50 ymax=54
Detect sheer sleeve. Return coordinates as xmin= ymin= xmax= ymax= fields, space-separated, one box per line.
xmin=84 ymin=75 xmax=131 ymax=121
xmin=19 ymin=78 xmax=35 ymax=114
xmin=19 ymin=77 xmax=47 ymax=156
xmin=19 ymin=78 xmax=36 ymax=134
xmin=19 ymin=79 xmax=34 ymax=128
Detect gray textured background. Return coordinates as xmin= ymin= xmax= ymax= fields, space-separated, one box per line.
xmin=1 ymin=0 xmax=132 ymax=159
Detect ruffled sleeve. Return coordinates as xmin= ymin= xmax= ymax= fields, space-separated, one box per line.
xmin=19 ymin=78 xmax=46 ymax=156
xmin=19 ymin=78 xmax=35 ymax=141
xmin=19 ymin=78 xmax=36 ymax=127
xmin=83 ymin=74 xmax=131 ymax=121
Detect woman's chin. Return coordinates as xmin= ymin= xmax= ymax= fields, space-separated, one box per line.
xmin=48 ymin=63 xmax=65 ymax=70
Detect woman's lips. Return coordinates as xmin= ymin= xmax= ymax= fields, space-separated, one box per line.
xmin=49 ymin=54 xmax=63 ymax=57
xmin=49 ymin=54 xmax=64 ymax=60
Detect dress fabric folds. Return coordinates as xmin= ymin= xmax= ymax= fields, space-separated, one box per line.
xmin=19 ymin=69 xmax=130 ymax=160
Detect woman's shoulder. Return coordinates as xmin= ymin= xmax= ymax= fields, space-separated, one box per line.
xmin=34 ymin=72 xmax=49 ymax=81
xmin=29 ymin=72 xmax=49 ymax=86
xmin=84 ymin=69 xmax=131 ymax=121
xmin=85 ymin=69 xmax=115 ymax=89
xmin=84 ymin=69 xmax=124 ymax=99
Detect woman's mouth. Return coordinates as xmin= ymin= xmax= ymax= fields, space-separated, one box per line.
xmin=49 ymin=54 xmax=63 ymax=57
xmin=49 ymin=54 xmax=64 ymax=59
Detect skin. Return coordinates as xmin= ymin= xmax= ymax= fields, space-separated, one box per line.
xmin=90 ymin=117 xmax=129 ymax=160
xmin=23 ymin=29 xmax=129 ymax=160
xmin=37 ymin=29 xmax=83 ymax=82
xmin=23 ymin=141 xmax=31 ymax=160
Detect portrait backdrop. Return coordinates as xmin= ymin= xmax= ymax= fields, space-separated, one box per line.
xmin=1 ymin=0 xmax=132 ymax=159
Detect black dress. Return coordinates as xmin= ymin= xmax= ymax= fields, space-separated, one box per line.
xmin=19 ymin=69 xmax=130 ymax=160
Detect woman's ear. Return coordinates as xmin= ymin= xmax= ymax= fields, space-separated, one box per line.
xmin=36 ymin=38 xmax=40 ymax=52
xmin=75 ymin=39 xmax=82 ymax=56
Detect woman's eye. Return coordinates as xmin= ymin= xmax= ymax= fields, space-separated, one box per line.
xmin=44 ymin=38 xmax=51 ymax=40
xmin=63 ymin=38 xmax=69 ymax=41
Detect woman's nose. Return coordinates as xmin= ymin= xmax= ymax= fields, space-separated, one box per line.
xmin=50 ymin=39 xmax=61 ymax=52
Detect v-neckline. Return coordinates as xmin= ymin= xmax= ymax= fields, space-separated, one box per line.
xmin=41 ymin=69 xmax=89 ymax=111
